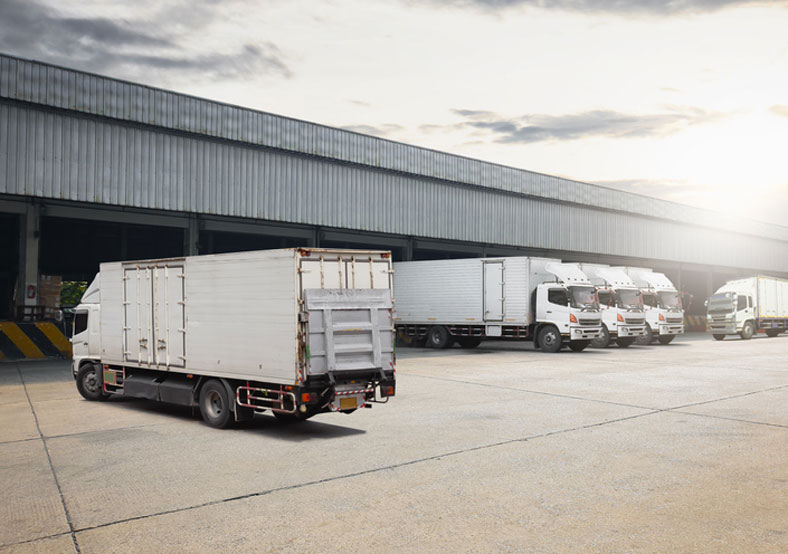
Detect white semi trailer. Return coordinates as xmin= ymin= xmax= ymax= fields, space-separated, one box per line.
xmin=71 ymin=248 xmax=397 ymax=428
xmin=393 ymin=257 xmax=603 ymax=353
xmin=616 ymin=267 xmax=684 ymax=345
xmin=707 ymin=276 xmax=788 ymax=340
xmin=577 ymin=264 xmax=647 ymax=348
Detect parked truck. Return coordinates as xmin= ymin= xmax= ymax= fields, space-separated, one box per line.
xmin=71 ymin=248 xmax=397 ymax=428
xmin=576 ymin=264 xmax=647 ymax=348
xmin=393 ymin=257 xmax=603 ymax=353
xmin=616 ymin=267 xmax=684 ymax=345
xmin=707 ymin=276 xmax=788 ymax=340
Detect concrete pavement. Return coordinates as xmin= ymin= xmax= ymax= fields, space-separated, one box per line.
xmin=1 ymin=333 xmax=787 ymax=553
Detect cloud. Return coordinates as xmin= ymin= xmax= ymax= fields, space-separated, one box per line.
xmin=429 ymin=106 xmax=723 ymax=144
xmin=340 ymin=123 xmax=405 ymax=137
xmin=417 ymin=0 xmax=788 ymax=15
xmin=0 ymin=0 xmax=291 ymax=80
xmin=770 ymin=105 xmax=788 ymax=118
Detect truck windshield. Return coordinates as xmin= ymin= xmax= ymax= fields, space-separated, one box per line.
xmin=569 ymin=286 xmax=599 ymax=309
xmin=642 ymin=292 xmax=658 ymax=308
xmin=658 ymin=291 xmax=681 ymax=309
xmin=616 ymin=289 xmax=642 ymax=309
xmin=707 ymin=293 xmax=735 ymax=315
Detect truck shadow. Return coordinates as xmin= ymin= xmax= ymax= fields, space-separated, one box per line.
xmin=108 ymin=398 xmax=366 ymax=440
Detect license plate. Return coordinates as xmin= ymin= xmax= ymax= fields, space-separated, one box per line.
xmin=339 ymin=397 xmax=358 ymax=410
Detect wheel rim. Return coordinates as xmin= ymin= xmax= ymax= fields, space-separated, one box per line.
xmin=204 ymin=390 xmax=224 ymax=419
xmin=83 ymin=371 xmax=99 ymax=394
xmin=543 ymin=331 xmax=557 ymax=347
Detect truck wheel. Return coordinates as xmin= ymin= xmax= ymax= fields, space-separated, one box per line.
xmin=199 ymin=380 xmax=234 ymax=429
xmin=636 ymin=325 xmax=653 ymax=346
xmin=657 ymin=335 xmax=675 ymax=345
xmin=458 ymin=337 xmax=482 ymax=349
xmin=765 ymin=329 xmax=779 ymax=338
xmin=739 ymin=322 xmax=754 ymax=340
xmin=568 ymin=340 xmax=590 ymax=352
xmin=591 ymin=325 xmax=610 ymax=349
xmin=712 ymin=334 xmax=725 ymax=341
xmin=76 ymin=363 xmax=108 ymax=401
xmin=616 ymin=337 xmax=636 ymax=348
xmin=538 ymin=326 xmax=562 ymax=353
xmin=426 ymin=326 xmax=452 ymax=349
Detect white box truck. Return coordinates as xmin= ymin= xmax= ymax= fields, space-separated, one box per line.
xmin=616 ymin=267 xmax=684 ymax=345
xmin=577 ymin=264 xmax=647 ymax=348
xmin=71 ymin=248 xmax=396 ymax=428
xmin=707 ymin=276 xmax=788 ymax=340
xmin=393 ymin=257 xmax=603 ymax=353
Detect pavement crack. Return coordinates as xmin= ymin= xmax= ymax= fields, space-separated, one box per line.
xmin=67 ymin=409 xmax=659 ymax=536
xmin=15 ymin=362 xmax=82 ymax=554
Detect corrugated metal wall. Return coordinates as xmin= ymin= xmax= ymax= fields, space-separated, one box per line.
xmin=2 ymin=101 xmax=785 ymax=272
xmin=2 ymin=53 xmax=786 ymax=244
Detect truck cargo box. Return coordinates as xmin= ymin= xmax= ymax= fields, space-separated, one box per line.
xmin=97 ymin=248 xmax=394 ymax=385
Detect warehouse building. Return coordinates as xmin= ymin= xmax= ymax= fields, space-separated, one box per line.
xmin=2 ymin=53 xmax=787 ymax=321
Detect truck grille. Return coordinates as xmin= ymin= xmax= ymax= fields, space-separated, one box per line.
xmin=579 ymin=318 xmax=600 ymax=326
xmin=666 ymin=317 xmax=683 ymax=324
xmin=625 ymin=317 xmax=645 ymax=325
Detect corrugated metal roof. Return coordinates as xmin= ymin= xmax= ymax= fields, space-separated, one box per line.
xmin=2 ymin=101 xmax=786 ymax=273
xmin=2 ymin=53 xmax=786 ymax=243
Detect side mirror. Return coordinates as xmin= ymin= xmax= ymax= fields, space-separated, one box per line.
xmin=703 ymin=300 xmax=708 ymax=308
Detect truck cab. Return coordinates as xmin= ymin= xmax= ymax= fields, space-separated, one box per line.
xmin=617 ymin=267 xmax=684 ymax=345
xmin=707 ymin=279 xmax=756 ymax=340
xmin=578 ymin=264 xmax=647 ymax=348
xmin=532 ymin=262 xmax=603 ymax=352
xmin=71 ymin=278 xmax=101 ymax=380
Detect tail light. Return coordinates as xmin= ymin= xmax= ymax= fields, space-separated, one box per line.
xmin=301 ymin=392 xmax=317 ymax=404
xmin=380 ymin=382 xmax=396 ymax=397
xmin=617 ymin=313 xmax=624 ymax=322
xmin=569 ymin=313 xmax=578 ymax=323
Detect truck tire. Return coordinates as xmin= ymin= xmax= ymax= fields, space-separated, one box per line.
xmin=636 ymin=325 xmax=653 ymax=346
xmin=616 ymin=337 xmax=636 ymax=348
xmin=199 ymin=380 xmax=234 ymax=429
xmin=591 ymin=325 xmax=610 ymax=349
xmin=765 ymin=329 xmax=780 ymax=338
xmin=426 ymin=326 xmax=452 ymax=349
xmin=458 ymin=337 xmax=482 ymax=349
xmin=76 ymin=363 xmax=108 ymax=401
xmin=568 ymin=340 xmax=590 ymax=352
xmin=538 ymin=326 xmax=562 ymax=353
xmin=657 ymin=335 xmax=675 ymax=345
xmin=739 ymin=321 xmax=754 ymax=340
xmin=712 ymin=334 xmax=726 ymax=341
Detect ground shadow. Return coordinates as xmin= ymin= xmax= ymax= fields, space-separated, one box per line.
xmin=104 ymin=397 xmax=366 ymax=441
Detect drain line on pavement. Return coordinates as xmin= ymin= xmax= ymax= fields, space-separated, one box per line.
xmin=15 ymin=362 xmax=82 ymax=554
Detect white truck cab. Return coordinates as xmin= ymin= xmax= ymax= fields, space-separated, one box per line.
xmin=616 ymin=267 xmax=684 ymax=345
xmin=71 ymin=278 xmax=101 ymax=384
xmin=578 ymin=264 xmax=647 ymax=348
xmin=535 ymin=262 xmax=604 ymax=350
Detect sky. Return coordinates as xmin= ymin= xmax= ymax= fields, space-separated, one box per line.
xmin=1 ymin=0 xmax=787 ymax=226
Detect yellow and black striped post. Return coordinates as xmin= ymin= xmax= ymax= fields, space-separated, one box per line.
xmin=0 ymin=322 xmax=72 ymax=361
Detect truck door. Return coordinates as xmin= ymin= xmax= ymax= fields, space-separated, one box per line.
xmin=151 ymin=265 xmax=186 ymax=368
xmin=124 ymin=267 xmax=154 ymax=365
xmin=123 ymin=264 xmax=186 ymax=368
xmin=483 ymin=261 xmax=504 ymax=321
